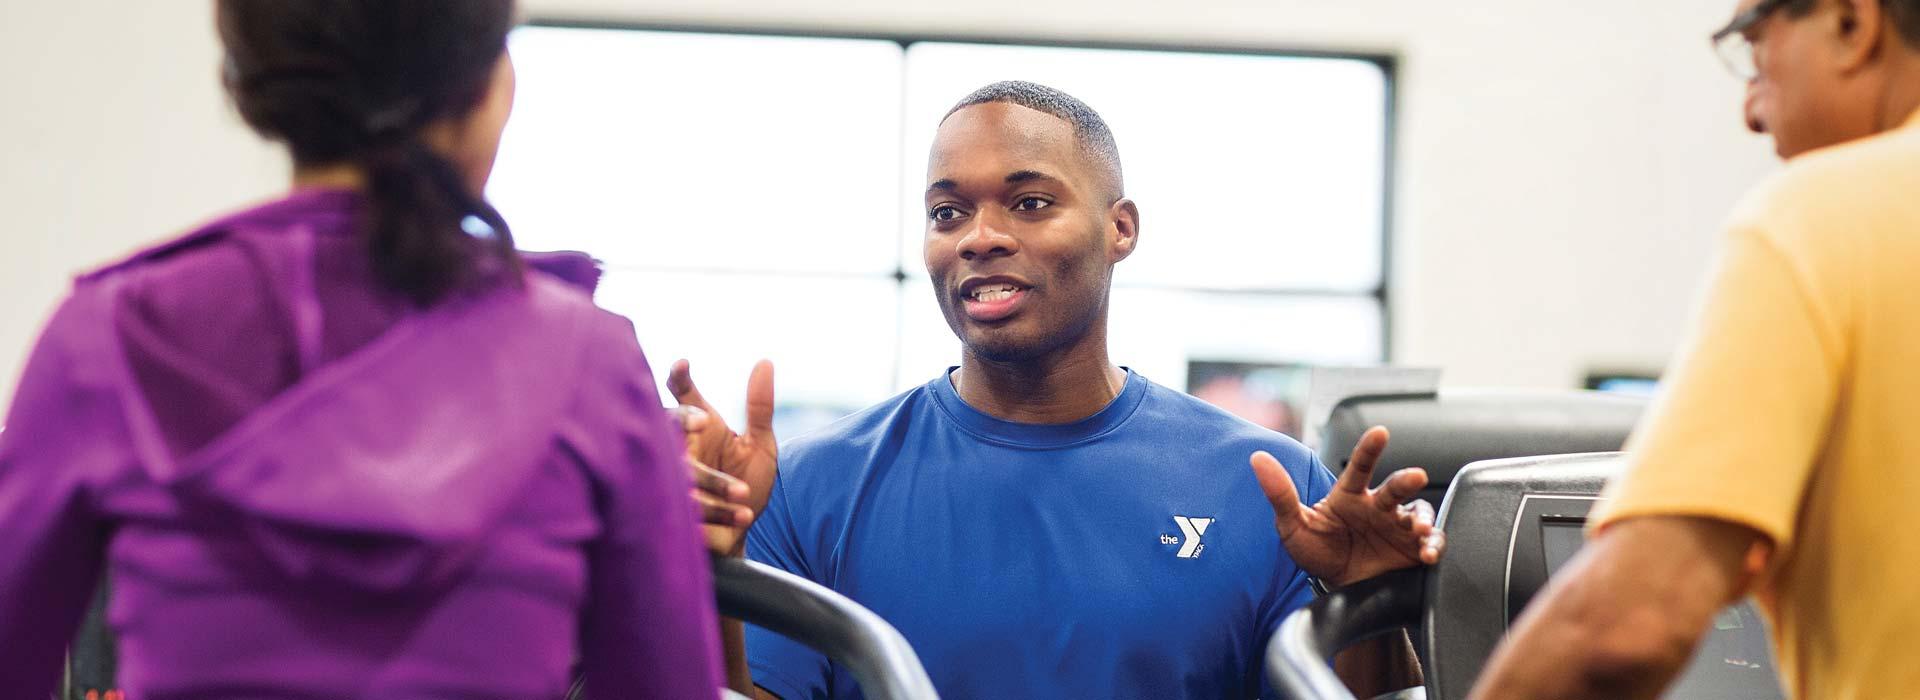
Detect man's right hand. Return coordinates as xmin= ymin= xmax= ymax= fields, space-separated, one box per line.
xmin=670 ymin=359 xmax=778 ymax=557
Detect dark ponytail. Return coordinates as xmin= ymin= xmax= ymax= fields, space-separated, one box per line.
xmin=217 ymin=0 xmax=521 ymax=306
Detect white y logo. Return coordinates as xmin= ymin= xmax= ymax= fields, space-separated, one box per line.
xmin=1173 ymin=516 xmax=1214 ymax=559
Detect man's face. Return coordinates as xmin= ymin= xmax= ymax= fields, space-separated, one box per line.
xmin=1740 ymin=0 xmax=1881 ymax=157
xmin=922 ymin=102 xmax=1134 ymax=362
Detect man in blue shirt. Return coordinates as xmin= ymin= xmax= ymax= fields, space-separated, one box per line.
xmin=673 ymin=80 xmax=1443 ymax=699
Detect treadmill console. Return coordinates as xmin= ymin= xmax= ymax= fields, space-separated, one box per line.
xmin=1504 ymin=495 xmax=1784 ymax=700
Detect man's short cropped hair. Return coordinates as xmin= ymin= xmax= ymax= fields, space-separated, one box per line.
xmin=944 ymin=80 xmax=1126 ymax=201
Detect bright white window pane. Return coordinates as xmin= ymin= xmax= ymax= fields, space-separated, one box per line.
xmin=596 ymin=269 xmax=899 ymax=432
xmin=894 ymin=276 xmax=955 ymax=389
xmin=1106 ymin=289 xmax=1382 ymax=391
xmin=895 ymin=277 xmax=1381 ymax=391
xmin=901 ymin=43 xmax=1387 ymax=292
xmin=490 ymin=27 xmax=905 ymax=276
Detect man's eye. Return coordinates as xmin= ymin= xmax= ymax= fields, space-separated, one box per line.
xmin=1013 ymin=197 xmax=1051 ymax=212
xmin=930 ymin=205 xmax=964 ymax=222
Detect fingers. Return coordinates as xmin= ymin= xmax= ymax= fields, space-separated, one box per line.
xmin=667 ymin=359 xmax=717 ymax=413
xmin=677 ymin=406 xmax=725 ymax=470
xmin=671 ymin=404 xmax=709 ymax=433
xmin=1420 ymin=528 xmax=1446 ymax=565
xmin=1374 ymin=467 xmax=1430 ymax=511
xmin=744 ymin=360 xmax=776 ymax=443
xmin=1391 ymin=498 xmax=1444 ymax=565
xmin=688 ymin=458 xmax=749 ymax=503
xmin=1251 ymin=451 xmax=1308 ymax=535
xmin=1407 ymin=498 xmax=1436 ymax=529
xmin=690 ymin=454 xmax=752 ymax=528
xmin=1334 ymin=426 xmax=1390 ymax=495
xmin=691 ymin=488 xmax=753 ymax=527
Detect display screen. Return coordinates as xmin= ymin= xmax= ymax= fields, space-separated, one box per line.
xmin=1540 ymin=522 xmax=1587 ymax=574
xmin=1540 ymin=522 xmax=1784 ymax=699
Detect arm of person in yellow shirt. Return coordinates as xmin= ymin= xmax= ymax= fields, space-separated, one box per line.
xmin=1468 ymin=515 xmax=1767 ymax=700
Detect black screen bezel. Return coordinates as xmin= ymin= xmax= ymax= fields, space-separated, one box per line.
xmin=1504 ymin=495 xmax=1599 ymax=624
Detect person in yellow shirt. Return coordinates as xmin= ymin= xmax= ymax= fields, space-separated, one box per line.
xmin=1471 ymin=0 xmax=1920 ymax=698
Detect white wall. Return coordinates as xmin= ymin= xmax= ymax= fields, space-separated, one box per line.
xmin=0 ymin=0 xmax=1776 ymax=407
xmin=0 ymin=2 xmax=287 ymax=405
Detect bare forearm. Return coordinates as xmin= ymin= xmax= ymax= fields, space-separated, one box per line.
xmin=1469 ymin=591 xmax=1699 ymax=699
xmin=722 ymin=617 xmax=753 ymax=694
xmin=713 ymin=531 xmax=774 ymax=696
xmin=1334 ymin=629 xmax=1422 ymax=697
xmin=1469 ymin=517 xmax=1763 ymax=700
xmin=719 ymin=616 xmax=790 ymax=699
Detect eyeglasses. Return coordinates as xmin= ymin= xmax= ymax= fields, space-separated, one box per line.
xmin=1712 ymin=0 xmax=1794 ymax=80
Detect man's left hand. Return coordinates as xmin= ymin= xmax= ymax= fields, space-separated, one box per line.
xmin=1252 ymin=426 xmax=1444 ymax=587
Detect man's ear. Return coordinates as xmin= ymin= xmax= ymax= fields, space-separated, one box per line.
xmin=1833 ymin=0 xmax=1887 ymax=75
xmin=1109 ymin=198 xmax=1140 ymax=263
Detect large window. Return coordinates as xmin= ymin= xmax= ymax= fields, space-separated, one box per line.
xmin=490 ymin=26 xmax=1392 ymax=435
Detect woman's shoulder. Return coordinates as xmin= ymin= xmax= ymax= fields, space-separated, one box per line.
xmin=521 ymin=251 xmax=602 ymax=294
xmin=79 ymin=191 xmax=358 ymax=287
xmin=76 ymin=228 xmax=241 ymax=293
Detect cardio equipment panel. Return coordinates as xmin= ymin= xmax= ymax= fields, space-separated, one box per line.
xmin=1317 ymin=391 xmax=1645 ymax=508
xmin=1270 ymin=452 xmax=1785 ymax=700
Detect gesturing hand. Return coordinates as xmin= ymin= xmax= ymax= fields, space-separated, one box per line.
xmin=1251 ymin=426 xmax=1444 ymax=587
xmin=687 ymin=456 xmax=752 ymax=536
xmin=669 ymin=359 xmax=777 ymax=557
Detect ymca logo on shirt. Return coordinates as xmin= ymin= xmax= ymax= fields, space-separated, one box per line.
xmin=1159 ymin=515 xmax=1215 ymax=558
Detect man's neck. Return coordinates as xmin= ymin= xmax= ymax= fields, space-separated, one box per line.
xmin=1878 ymin=48 xmax=1920 ymax=130
xmin=952 ymin=337 xmax=1128 ymax=425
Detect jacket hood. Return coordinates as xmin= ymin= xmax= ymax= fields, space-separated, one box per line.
xmin=93 ymin=191 xmax=610 ymax=594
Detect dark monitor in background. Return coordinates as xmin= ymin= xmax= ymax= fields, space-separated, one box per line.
xmin=1186 ymin=360 xmax=1310 ymax=439
xmin=1505 ymin=497 xmax=1784 ymax=700
xmin=1585 ymin=370 xmax=1660 ymax=398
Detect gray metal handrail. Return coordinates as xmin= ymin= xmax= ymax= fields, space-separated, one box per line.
xmin=713 ymin=556 xmax=940 ymax=700
xmin=1272 ymin=605 xmax=1357 ymax=700
xmin=1267 ymin=567 xmax=1427 ymax=700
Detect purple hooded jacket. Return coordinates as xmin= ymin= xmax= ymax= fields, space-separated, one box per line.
xmin=0 ymin=190 xmax=724 ymax=699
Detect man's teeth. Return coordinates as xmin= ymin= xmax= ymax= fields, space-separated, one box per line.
xmin=970 ymin=285 xmax=1020 ymax=302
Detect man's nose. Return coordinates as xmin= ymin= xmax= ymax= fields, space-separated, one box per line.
xmin=957 ymin=212 xmax=1019 ymax=261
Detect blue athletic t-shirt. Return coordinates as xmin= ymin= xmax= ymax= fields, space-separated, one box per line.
xmin=745 ymin=368 xmax=1336 ymax=699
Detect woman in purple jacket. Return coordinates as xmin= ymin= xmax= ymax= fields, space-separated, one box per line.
xmin=0 ymin=1 xmax=727 ymax=698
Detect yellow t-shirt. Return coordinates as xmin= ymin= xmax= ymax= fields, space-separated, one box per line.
xmin=1593 ymin=111 xmax=1920 ymax=699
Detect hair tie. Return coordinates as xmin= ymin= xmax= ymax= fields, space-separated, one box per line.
xmin=362 ymin=97 xmax=425 ymax=140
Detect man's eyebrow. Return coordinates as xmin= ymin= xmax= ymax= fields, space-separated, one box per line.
xmin=1006 ymin=170 xmax=1063 ymax=185
xmin=926 ymin=170 xmax=1065 ymax=195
